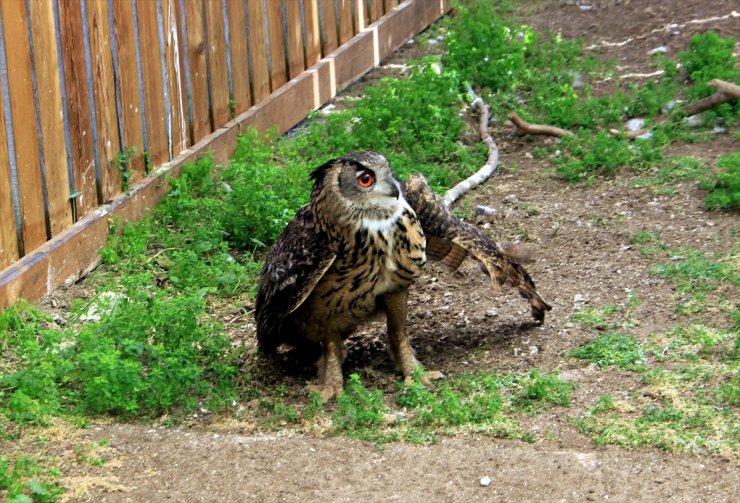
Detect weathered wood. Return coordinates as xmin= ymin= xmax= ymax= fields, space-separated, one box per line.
xmin=27 ymin=0 xmax=73 ymax=236
xmin=86 ymin=0 xmax=122 ymax=201
xmin=162 ymin=0 xmax=188 ymax=158
xmin=354 ymin=0 xmax=366 ymax=32
xmin=136 ymin=0 xmax=168 ymax=166
xmin=204 ymin=0 xmax=230 ymax=126
xmin=304 ymin=0 xmax=321 ymax=66
xmin=226 ymin=0 xmax=251 ymax=114
xmin=247 ymin=0 xmax=270 ymax=101
xmin=283 ymin=0 xmax=305 ymax=80
xmin=111 ymin=0 xmax=146 ymax=180
xmin=0 ymin=0 xmax=452 ymax=308
xmin=182 ymin=0 xmax=210 ymax=142
xmin=2 ymin=0 xmax=48 ymax=250
xmin=265 ymin=0 xmax=288 ymax=89
xmin=369 ymin=0 xmax=383 ymax=22
xmin=0 ymin=62 xmax=18 ymax=269
xmin=320 ymin=0 xmax=339 ymax=55
xmin=337 ymin=0 xmax=354 ymax=43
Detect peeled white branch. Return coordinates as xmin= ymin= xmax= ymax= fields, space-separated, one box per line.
xmin=443 ymin=86 xmax=499 ymax=208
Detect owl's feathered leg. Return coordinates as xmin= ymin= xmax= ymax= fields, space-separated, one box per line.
xmin=305 ymin=331 xmax=344 ymax=402
xmin=383 ymin=289 xmax=444 ymax=386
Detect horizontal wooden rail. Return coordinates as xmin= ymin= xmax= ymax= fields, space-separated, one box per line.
xmin=0 ymin=0 xmax=451 ymax=309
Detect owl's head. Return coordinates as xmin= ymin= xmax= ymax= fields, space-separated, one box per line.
xmin=309 ymin=152 xmax=405 ymax=223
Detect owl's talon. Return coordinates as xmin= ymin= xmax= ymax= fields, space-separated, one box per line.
xmin=304 ymin=384 xmax=342 ymax=403
xmin=404 ymin=369 xmax=445 ymax=387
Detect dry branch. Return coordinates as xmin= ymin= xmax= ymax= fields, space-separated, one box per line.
xmin=508 ymin=112 xmax=574 ymax=138
xmin=683 ymin=79 xmax=740 ymax=116
xmin=443 ymin=86 xmax=500 ymax=208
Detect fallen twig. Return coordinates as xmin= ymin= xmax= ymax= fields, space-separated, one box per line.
xmin=508 ymin=112 xmax=574 ymax=138
xmin=683 ymin=79 xmax=740 ymax=116
xmin=443 ymin=85 xmax=500 ymax=208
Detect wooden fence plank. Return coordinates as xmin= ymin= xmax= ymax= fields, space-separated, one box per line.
xmin=181 ymin=0 xmax=210 ymax=142
xmin=27 ymin=0 xmax=73 ymax=236
xmin=247 ymin=0 xmax=270 ymax=101
xmin=2 ymin=0 xmax=47 ymax=251
xmin=86 ymin=0 xmax=122 ymax=201
xmin=58 ymin=0 xmax=99 ymax=216
xmin=284 ymin=0 xmax=305 ymax=80
xmin=303 ymin=0 xmax=321 ymax=66
xmin=203 ymin=0 xmax=230 ymax=126
xmin=226 ymin=0 xmax=251 ymax=114
xmin=265 ymin=0 xmax=287 ymax=90
xmin=320 ymin=0 xmax=339 ymax=55
xmin=384 ymin=0 xmax=397 ymax=13
xmin=111 ymin=0 xmax=146 ymax=181
xmin=369 ymin=0 xmax=382 ymax=22
xmin=135 ymin=0 xmax=167 ymax=166
xmin=0 ymin=76 xmax=18 ymax=269
xmin=337 ymin=0 xmax=353 ymax=43
xmin=162 ymin=0 xmax=188 ymax=158
xmin=354 ymin=0 xmax=366 ymax=31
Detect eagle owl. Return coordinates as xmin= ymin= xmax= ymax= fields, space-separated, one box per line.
xmin=255 ymin=152 xmax=551 ymax=401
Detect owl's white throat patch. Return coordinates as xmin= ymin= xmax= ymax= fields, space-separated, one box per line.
xmin=361 ymin=200 xmax=408 ymax=234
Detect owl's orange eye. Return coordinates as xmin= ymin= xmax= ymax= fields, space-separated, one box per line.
xmin=357 ymin=170 xmax=375 ymax=188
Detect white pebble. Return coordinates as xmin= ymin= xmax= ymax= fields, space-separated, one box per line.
xmin=480 ymin=476 xmax=492 ymax=487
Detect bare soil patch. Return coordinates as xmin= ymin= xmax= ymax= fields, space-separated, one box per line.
xmin=20 ymin=1 xmax=739 ymax=501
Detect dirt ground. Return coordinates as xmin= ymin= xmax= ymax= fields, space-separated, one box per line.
xmin=26 ymin=1 xmax=740 ymax=501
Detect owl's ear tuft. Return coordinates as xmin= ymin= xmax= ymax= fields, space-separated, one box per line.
xmin=309 ymin=159 xmax=336 ymax=185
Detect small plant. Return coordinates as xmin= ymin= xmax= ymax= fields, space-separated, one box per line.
xmin=702 ymin=152 xmax=740 ymax=210
xmin=333 ymin=374 xmax=386 ymax=432
xmin=0 ymin=455 xmax=63 ymax=503
xmin=570 ymin=333 xmax=646 ymax=369
xmin=115 ymin=146 xmax=138 ymax=191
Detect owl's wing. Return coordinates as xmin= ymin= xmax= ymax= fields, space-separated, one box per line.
xmin=403 ymin=175 xmax=552 ymax=322
xmin=255 ymin=206 xmax=335 ymax=352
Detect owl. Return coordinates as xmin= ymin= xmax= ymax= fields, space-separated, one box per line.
xmin=255 ymin=152 xmax=550 ymax=401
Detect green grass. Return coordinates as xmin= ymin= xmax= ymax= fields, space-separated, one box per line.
xmin=0 ymin=454 xmax=62 ymax=503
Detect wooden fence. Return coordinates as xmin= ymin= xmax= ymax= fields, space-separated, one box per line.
xmin=0 ymin=0 xmax=450 ymax=307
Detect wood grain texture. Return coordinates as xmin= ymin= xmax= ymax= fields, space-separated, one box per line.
xmin=369 ymin=0 xmax=382 ymax=22
xmin=337 ymin=0 xmax=353 ymax=43
xmin=111 ymin=0 xmax=146 ymax=180
xmin=320 ymin=0 xmax=339 ymax=54
xmin=182 ymin=0 xmax=210 ymax=142
xmin=136 ymin=0 xmax=167 ymax=166
xmin=0 ymin=66 xmax=18 ymax=269
xmin=303 ymin=0 xmax=321 ymax=66
xmin=3 ymin=0 xmax=48 ymax=250
xmin=284 ymin=0 xmax=305 ymax=80
xmin=354 ymin=0 xmax=366 ymax=32
xmin=247 ymin=0 xmax=270 ymax=101
xmin=226 ymin=0 xmax=251 ymax=114
xmin=265 ymin=0 xmax=287 ymax=89
xmin=86 ymin=0 xmax=122 ymax=201
xmin=204 ymin=0 xmax=230 ymax=126
xmin=163 ymin=0 xmax=189 ymax=157
xmin=27 ymin=0 xmax=73 ymax=235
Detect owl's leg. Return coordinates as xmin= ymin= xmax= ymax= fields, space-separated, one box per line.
xmin=305 ymin=331 xmax=344 ymax=402
xmin=383 ymin=289 xmax=444 ymax=386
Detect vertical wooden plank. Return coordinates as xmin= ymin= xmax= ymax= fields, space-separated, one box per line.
xmin=226 ymin=0 xmax=250 ymax=114
xmin=265 ymin=0 xmax=287 ymax=89
xmin=1 ymin=0 xmax=45 ymax=252
xmin=303 ymin=0 xmax=320 ymax=66
xmin=0 ymin=70 xmax=18 ymax=268
xmin=283 ymin=0 xmax=304 ymax=80
xmin=320 ymin=0 xmax=339 ymax=55
xmin=27 ymin=0 xmax=73 ymax=236
xmin=111 ymin=0 xmax=146 ymax=181
xmin=85 ymin=0 xmax=122 ymax=201
xmin=162 ymin=0 xmax=188 ymax=157
xmin=337 ymin=0 xmax=353 ymax=43
xmin=203 ymin=0 xmax=229 ymax=126
xmin=135 ymin=0 xmax=167 ymax=166
xmin=58 ymin=0 xmax=98 ymax=216
xmin=354 ymin=0 xmax=366 ymax=32
xmin=247 ymin=0 xmax=270 ymax=102
xmin=182 ymin=0 xmax=210 ymax=142
xmin=369 ymin=0 xmax=382 ymax=23
xmin=383 ymin=0 xmax=397 ymax=13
